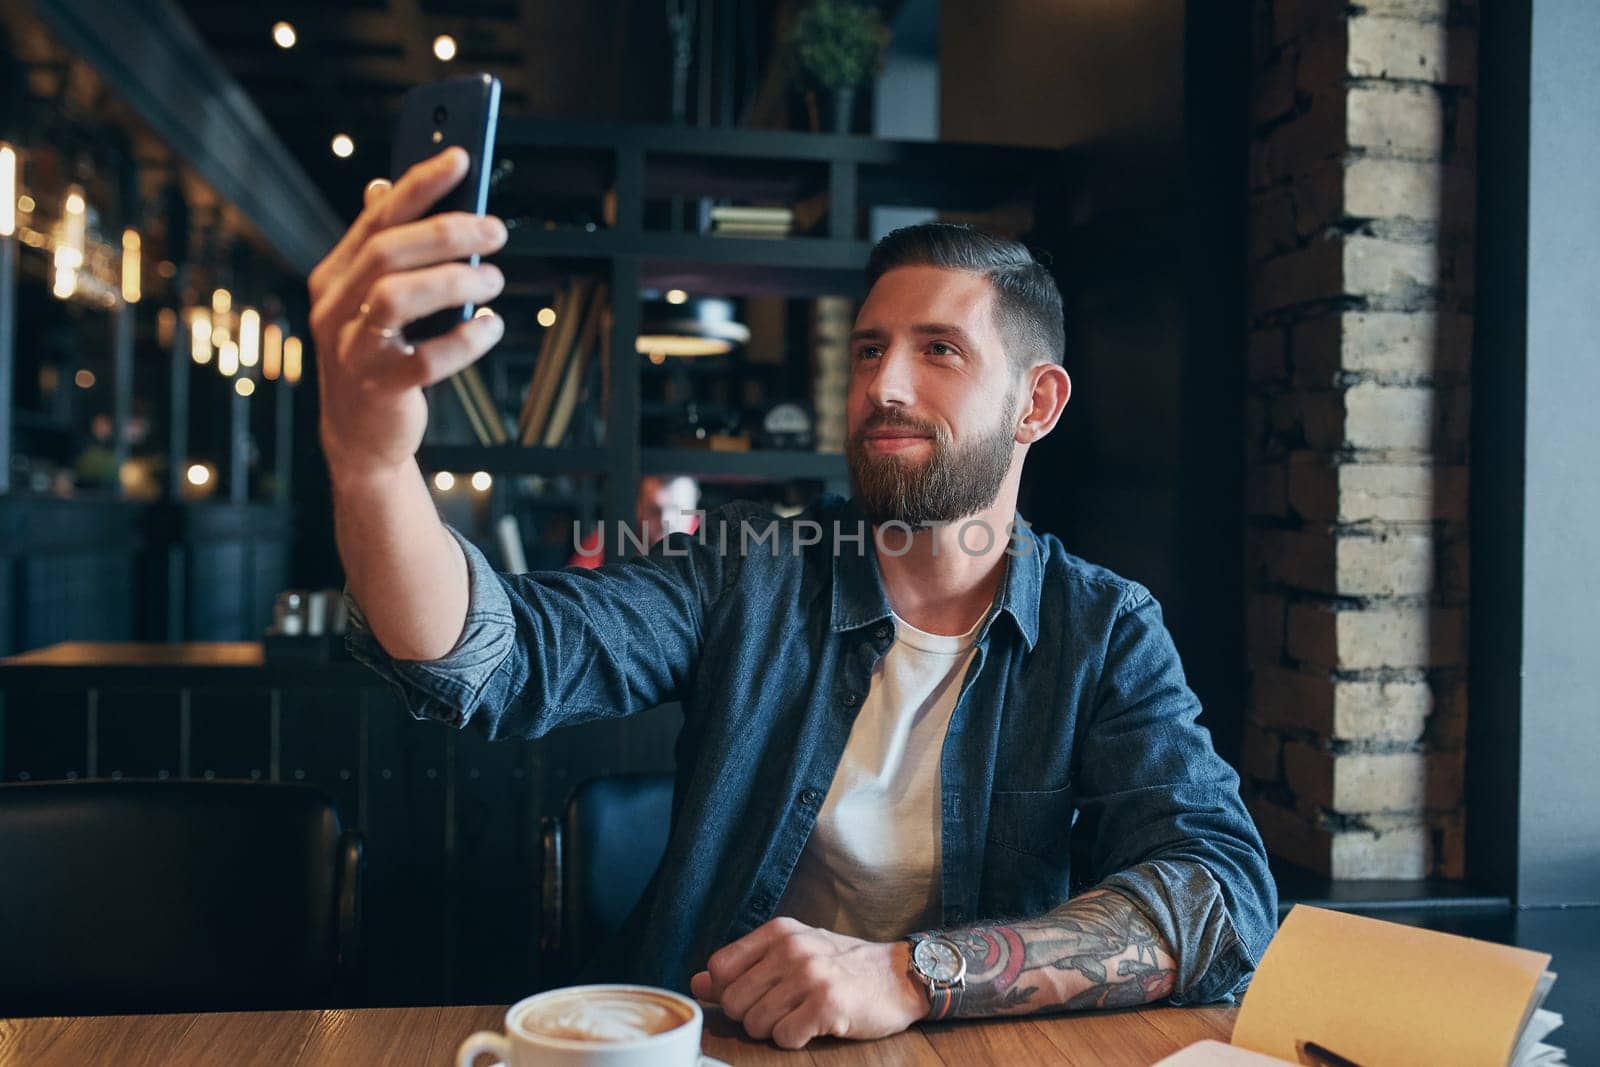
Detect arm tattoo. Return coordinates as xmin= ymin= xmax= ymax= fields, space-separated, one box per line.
xmin=941 ymin=889 xmax=1178 ymax=1017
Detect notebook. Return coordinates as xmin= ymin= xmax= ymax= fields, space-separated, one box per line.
xmin=1154 ymin=905 xmax=1564 ymax=1066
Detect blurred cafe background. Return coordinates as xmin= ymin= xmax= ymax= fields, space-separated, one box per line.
xmin=0 ymin=0 xmax=1593 ymax=1044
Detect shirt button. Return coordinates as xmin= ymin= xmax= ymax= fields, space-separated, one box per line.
xmin=839 ymin=692 xmax=857 ymax=707
xmin=875 ymin=624 xmax=890 ymax=639
xmin=800 ymin=788 xmax=823 ymax=807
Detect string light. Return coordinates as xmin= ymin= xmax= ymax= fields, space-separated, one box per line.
xmin=190 ymin=309 xmax=212 ymax=364
xmin=74 ymin=369 xmax=95 ymax=389
xmin=121 ymin=229 xmax=141 ymax=303
xmin=272 ymin=21 xmax=296 ymax=49
xmin=470 ymin=471 xmax=492 ymax=492
xmin=235 ymin=378 xmax=256 ymax=397
xmin=263 ymin=322 xmax=284 ymax=380
xmin=283 ymin=335 xmax=303 ymax=384
xmin=536 ymin=306 xmax=557 ymax=327
xmin=0 ymin=142 xmax=15 ymax=237
xmin=186 ymin=463 xmax=211 ymax=487
xmin=331 ymin=134 xmax=355 ymax=159
xmin=432 ymin=471 xmax=455 ymax=492
xmin=239 ymin=308 xmax=261 ymax=367
xmin=52 ymin=185 xmax=86 ymax=299
xmin=665 ymin=289 xmax=688 ymax=304
xmin=432 ymin=34 xmax=457 ymax=61
xmin=211 ymin=288 xmax=231 ymax=316
xmin=218 ymin=339 xmax=239 ymax=376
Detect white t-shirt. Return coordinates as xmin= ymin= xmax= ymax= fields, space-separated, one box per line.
xmin=774 ymin=608 xmax=985 ymax=941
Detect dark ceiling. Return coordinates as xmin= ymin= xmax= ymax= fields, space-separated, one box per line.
xmin=170 ymin=0 xmax=801 ymax=221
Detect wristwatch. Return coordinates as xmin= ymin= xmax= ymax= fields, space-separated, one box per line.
xmin=905 ymin=933 xmax=967 ymax=1021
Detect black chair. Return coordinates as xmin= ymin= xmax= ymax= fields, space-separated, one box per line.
xmin=0 ymin=780 xmax=363 ymax=1016
xmin=540 ymin=773 xmax=673 ymax=984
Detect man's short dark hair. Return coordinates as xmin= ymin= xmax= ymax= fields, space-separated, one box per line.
xmin=864 ymin=223 xmax=1065 ymax=372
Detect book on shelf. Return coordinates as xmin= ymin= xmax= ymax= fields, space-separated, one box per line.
xmin=1155 ymin=905 xmax=1565 ymax=1067
xmin=444 ymin=361 xmax=506 ymax=447
xmin=713 ymin=221 xmax=792 ymax=238
xmin=709 ymin=205 xmax=795 ymax=225
xmin=517 ymin=278 xmax=593 ymax=446
xmin=461 ymin=364 xmax=507 ymax=444
xmin=544 ymin=283 xmax=608 ymax=447
xmin=444 ymin=375 xmax=486 ymax=447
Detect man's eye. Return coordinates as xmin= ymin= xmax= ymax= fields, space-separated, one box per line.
xmin=930 ymin=342 xmax=954 ymax=355
xmin=855 ymin=346 xmax=881 ymax=360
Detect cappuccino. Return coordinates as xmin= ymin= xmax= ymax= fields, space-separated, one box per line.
xmin=515 ymin=989 xmax=695 ymax=1044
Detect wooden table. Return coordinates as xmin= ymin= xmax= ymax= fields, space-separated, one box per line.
xmin=0 ymin=1002 xmax=1235 ymax=1065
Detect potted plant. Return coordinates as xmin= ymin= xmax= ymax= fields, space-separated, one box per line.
xmin=782 ymin=0 xmax=889 ymax=134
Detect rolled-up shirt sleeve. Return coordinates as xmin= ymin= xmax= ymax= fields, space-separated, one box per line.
xmin=344 ymin=524 xmax=517 ymax=729
xmin=1074 ymin=584 xmax=1278 ymax=1004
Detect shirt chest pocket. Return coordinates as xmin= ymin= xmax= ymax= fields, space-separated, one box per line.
xmin=986 ymin=783 xmax=1076 ymax=865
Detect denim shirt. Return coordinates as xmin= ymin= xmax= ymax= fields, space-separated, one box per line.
xmin=346 ymin=494 xmax=1277 ymax=1004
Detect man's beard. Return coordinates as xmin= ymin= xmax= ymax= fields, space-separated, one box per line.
xmin=846 ymin=399 xmax=1018 ymax=527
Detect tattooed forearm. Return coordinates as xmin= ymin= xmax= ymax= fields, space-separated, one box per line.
xmin=941 ymin=889 xmax=1177 ymax=1017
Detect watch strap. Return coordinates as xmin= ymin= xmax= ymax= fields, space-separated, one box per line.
xmin=905 ymin=932 xmax=964 ymax=1022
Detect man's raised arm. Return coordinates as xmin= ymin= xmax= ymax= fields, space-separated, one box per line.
xmin=309 ymin=147 xmax=508 ymax=662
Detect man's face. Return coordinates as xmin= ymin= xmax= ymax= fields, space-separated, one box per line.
xmin=845 ymin=266 xmax=1024 ymax=526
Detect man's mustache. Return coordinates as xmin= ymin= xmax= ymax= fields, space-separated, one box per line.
xmin=855 ymin=409 xmax=942 ymax=438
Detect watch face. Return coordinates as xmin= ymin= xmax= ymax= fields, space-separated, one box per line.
xmin=914 ymin=938 xmax=965 ymax=983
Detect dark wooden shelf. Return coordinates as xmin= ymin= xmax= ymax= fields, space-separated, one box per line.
xmin=642 ymin=448 xmax=847 ymax=483
xmin=416 ymin=445 xmax=608 ymax=476
xmin=496 ymin=117 xmax=1057 ymax=171
xmin=504 ymin=227 xmax=871 ymax=268
xmin=415 ymin=444 xmax=846 ymax=484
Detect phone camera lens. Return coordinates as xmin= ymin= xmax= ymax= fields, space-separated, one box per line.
xmin=433 ymin=105 xmax=447 ymax=125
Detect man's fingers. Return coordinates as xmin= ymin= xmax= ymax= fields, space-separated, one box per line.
xmin=360 ymin=262 xmax=504 ymax=334
xmin=739 ymin=978 xmax=810 ymax=1042
xmin=717 ymin=953 xmax=788 ymax=1022
xmin=363 ymin=178 xmax=392 ymax=209
xmin=371 ymin=312 xmax=504 ymax=391
xmin=312 ymin=147 xmax=468 ymax=295
xmin=370 ymin=146 xmax=470 ymax=231
xmin=771 ymin=988 xmax=837 ymax=1051
xmin=706 ymin=918 xmax=806 ymax=994
xmin=321 ymin=213 xmax=506 ymax=328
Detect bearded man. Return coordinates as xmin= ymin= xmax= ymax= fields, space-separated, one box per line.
xmin=318 ymin=149 xmax=1276 ymax=1050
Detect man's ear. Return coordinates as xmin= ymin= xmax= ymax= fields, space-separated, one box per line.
xmin=1015 ymin=364 xmax=1071 ymax=444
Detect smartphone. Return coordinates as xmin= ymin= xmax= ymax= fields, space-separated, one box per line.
xmin=389 ymin=73 xmax=502 ymax=342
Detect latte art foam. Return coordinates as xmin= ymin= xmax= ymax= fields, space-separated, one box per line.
xmin=517 ymin=991 xmax=692 ymax=1044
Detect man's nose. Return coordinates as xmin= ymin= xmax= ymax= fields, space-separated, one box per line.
xmin=865 ymin=345 xmax=916 ymax=409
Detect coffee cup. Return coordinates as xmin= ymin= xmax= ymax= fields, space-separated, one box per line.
xmin=456 ymin=984 xmax=707 ymax=1066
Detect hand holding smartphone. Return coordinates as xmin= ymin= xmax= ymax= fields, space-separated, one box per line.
xmin=390 ymin=73 xmax=503 ymax=342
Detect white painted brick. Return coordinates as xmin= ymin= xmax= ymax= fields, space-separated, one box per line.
xmin=1339 ymin=462 xmax=1468 ymax=521
xmin=1341 ymin=311 xmax=1472 ymax=376
xmin=1330 ymin=821 xmax=1427 ymax=878
xmin=1346 ymin=158 xmax=1445 ymax=221
xmin=1335 ymin=531 xmax=1435 ymax=596
xmin=1347 ymin=16 xmax=1472 ymax=84
xmin=1343 ymin=235 xmax=1439 ymax=300
xmin=1333 ymin=679 xmax=1432 ymax=743
xmin=1344 ymin=382 xmax=1434 ymax=451
xmin=1288 ymin=602 xmax=1463 ymax=670
xmin=1348 ymin=83 xmax=1446 ymax=156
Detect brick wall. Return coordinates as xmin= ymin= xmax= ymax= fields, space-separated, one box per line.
xmin=1243 ymin=0 xmax=1477 ymax=878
